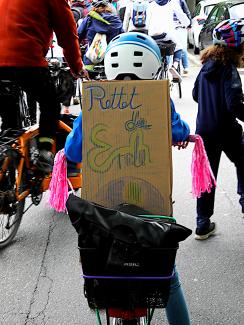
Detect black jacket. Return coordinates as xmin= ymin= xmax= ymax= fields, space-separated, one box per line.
xmin=193 ymin=59 xmax=244 ymax=136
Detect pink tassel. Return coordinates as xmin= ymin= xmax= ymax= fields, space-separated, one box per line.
xmin=48 ymin=149 xmax=68 ymax=212
xmin=189 ymin=135 xmax=216 ymax=198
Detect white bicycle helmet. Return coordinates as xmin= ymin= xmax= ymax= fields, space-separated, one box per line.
xmin=104 ymin=32 xmax=162 ymax=80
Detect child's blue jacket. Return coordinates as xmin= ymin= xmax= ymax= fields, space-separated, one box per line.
xmin=65 ymin=98 xmax=190 ymax=162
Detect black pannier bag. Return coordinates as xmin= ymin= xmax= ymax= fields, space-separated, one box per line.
xmin=66 ymin=194 xmax=192 ymax=309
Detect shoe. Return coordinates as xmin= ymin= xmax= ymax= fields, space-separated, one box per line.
xmin=72 ymin=97 xmax=80 ymax=105
xmin=183 ymin=68 xmax=189 ymax=75
xmin=36 ymin=150 xmax=54 ymax=175
xmin=240 ymin=195 xmax=244 ymax=216
xmin=169 ymin=66 xmax=182 ymax=83
xmin=195 ymin=222 xmax=216 ymax=240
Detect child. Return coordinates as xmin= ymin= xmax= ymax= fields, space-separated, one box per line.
xmin=193 ymin=19 xmax=244 ymax=240
xmin=64 ymin=32 xmax=191 ymax=325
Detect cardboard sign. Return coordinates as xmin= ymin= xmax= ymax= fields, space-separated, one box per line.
xmin=81 ymin=80 xmax=173 ymax=216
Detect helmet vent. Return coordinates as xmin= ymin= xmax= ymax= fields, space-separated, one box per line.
xmin=134 ymin=51 xmax=143 ymax=56
xmin=112 ymin=63 xmax=119 ymax=68
xmin=133 ymin=63 xmax=142 ymax=67
xmin=111 ymin=52 xmax=118 ymax=57
xmin=137 ymin=34 xmax=146 ymax=40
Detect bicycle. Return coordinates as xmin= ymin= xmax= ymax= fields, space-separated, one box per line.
xmin=172 ymin=61 xmax=182 ymax=99
xmin=0 ymin=78 xmax=82 ymax=249
xmin=153 ymin=39 xmax=182 ymax=99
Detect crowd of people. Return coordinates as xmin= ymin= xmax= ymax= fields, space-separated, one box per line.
xmin=0 ymin=0 xmax=244 ymax=323
xmin=46 ymin=0 xmax=191 ymax=113
xmin=73 ymin=0 xmax=192 ymax=79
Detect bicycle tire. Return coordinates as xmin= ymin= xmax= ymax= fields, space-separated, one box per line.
xmin=176 ymin=64 xmax=182 ymax=99
xmin=18 ymin=91 xmax=32 ymax=128
xmin=177 ymin=81 xmax=182 ymax=99
xmin=0 ymin=159 xmax=26 ymax=248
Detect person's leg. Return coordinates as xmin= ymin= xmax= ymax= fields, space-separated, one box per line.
xmin=173 ymin=49 xmax=182 ymax=66
xmin=16 ymin=67 xmax=60 ymax=147
xmin=169 ymin=50 xmax=182 ymax=81
xmin=0 ymin=86 xmax=20 ymax=131
xmin=59 ymin=69 xmax=74 ymax=114
xmin=165 ymin=269 xmax=191 ymax=325
xmin=181 ymin=50 xmax=189 ymax=72
xmin=223 ymin=125 xmax=244 ymax=213
xmin=14 ymin=67 xmax=61 ymax=173
xmin=72 ymin=79 xmax=80 ymax=105
xmin=181 ymin=29 xmax=189 ymax=73
xmin=236 ymin=134 xmax=244 ymax=213
xmin=62 ymin=96 xmax=71 ymax=114
xmin=195 ymin=136 xmax=222 ymax=239
xmin=26 ymin=94 xmax=37 ymax=124
xmin=0 ymin=68 xmax=21 ymax=132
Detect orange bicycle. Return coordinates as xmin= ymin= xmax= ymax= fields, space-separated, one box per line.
xmin=0 ymin=81 xmax=82 ymax=248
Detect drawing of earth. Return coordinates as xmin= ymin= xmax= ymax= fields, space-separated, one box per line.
xmin=94 ymin=176 xmax=169 ymax=215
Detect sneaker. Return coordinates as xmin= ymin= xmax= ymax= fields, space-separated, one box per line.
xmin=195 ymin=222 xmax=216 ymax=240
xmin=240 ymin=195 xmax=244 ymax=216
xmin=169 ymin=66 xmax=182 ymax=83
xmin=183 ymin=68 xmax=189 ymax=75
xmin=36 ymin=150 xmax=54 ymax=175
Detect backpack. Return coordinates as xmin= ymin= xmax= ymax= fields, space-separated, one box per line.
xmin=71 ymin=6 xmax=84 ymax=24
xmin=132 ymin=0 xmax=148 ymax=28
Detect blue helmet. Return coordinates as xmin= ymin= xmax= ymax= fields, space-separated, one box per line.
xmin=104 ymin=32 xmax=162 ymax=80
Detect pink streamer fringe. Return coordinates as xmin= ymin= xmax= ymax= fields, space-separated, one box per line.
xmin=48 ymin=149 xmax=68 ymax=212
xmin=189 ymin=135 xmax=216 ymax=198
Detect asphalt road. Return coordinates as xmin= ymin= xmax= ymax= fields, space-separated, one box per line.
xmin=1 ymin=57 xmax=244 ymax=325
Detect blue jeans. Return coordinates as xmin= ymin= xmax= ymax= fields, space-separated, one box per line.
xmin=181 ymin=50 xmax=189 ymax=70
xmin=166 ymin=269 xmax=191 ymax=325
xmin=173 ymin=49 xmax=182 ymax=63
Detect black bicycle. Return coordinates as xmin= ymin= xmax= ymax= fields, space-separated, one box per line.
xmin=153 ymin=39 xmax=182 ymax=98
xmin=172 ymin=61 xmax=182 ymax=99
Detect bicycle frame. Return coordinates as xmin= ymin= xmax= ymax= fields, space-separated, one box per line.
xmin=0 ymin=120 xmax=82 ymax=204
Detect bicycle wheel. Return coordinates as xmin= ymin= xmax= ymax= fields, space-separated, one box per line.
xmin=176 ymin=64 xmax=182 ymax=99
xmin=18 ymin=91 xmax=32 ymax=128
xmin=177 ymin=80 xmax=182 ymax=99
xmin=0 ymin=157 xmax=26 ymax=248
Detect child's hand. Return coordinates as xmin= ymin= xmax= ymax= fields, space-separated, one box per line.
xmin=173 ymin=140 xmax=189 ymax=150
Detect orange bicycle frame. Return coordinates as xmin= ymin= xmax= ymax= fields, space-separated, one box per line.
xmin=0 ymin=120 xmax=82 ymax=202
